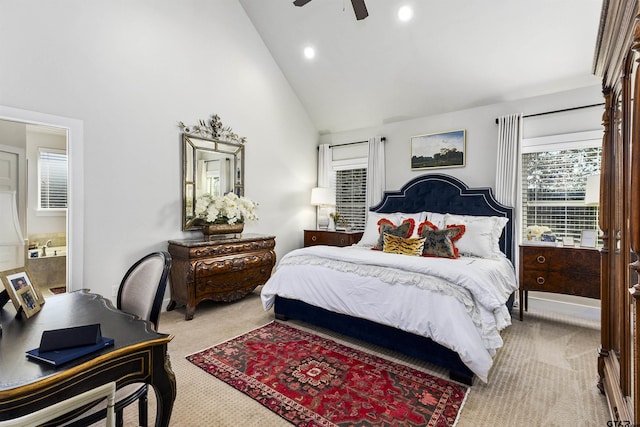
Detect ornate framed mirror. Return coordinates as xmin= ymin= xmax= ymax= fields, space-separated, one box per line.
xmin=180 ymin=115 xmax=246 ymax=231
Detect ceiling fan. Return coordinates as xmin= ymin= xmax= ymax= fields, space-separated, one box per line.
xmin=293 ymin=0 xmax=369 ymax=21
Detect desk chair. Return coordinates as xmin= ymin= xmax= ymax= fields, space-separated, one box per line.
xmin=64 ymin=251 xmax=172 ymax=427
xmin=0 ymin=382 xmax=116 ymax=427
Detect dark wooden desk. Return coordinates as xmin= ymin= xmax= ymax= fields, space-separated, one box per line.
xmin=0 ymin=291 xmax=176 ymax=426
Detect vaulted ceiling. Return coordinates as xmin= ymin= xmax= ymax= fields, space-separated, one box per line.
xmin=239 ymin=0 xmax=603 ymax=134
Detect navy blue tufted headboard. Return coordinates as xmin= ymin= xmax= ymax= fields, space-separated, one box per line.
xmin=370 ymin=174 xmax=514 ymax=262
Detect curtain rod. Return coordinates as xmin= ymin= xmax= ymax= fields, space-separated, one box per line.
xmin=327 ymin=137 xmax=385 ymax=148
xmin=494 ymin=103 xmax=605 ymax=124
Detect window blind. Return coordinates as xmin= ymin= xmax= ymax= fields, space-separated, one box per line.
xmin=39 ymin=150 xmax=68 ymax=209
xmin=521 ymin=146 xmax=601 ymax=241
xmin=334 ymin=168 xmax=367 ymax=231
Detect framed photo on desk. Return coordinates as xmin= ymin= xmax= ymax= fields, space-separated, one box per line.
xmin=1 ymin=268 xmax=45 ymax=317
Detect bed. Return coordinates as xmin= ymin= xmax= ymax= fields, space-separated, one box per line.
xmin=261 ymin=173 xmax=517 ymax=385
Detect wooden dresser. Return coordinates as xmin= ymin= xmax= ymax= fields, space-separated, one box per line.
xmin=518 ymin=244 xmax=600 ymax=320
xmin=167 ymin=233 xmax=275 ymax=320
xmin=304 ymin=229 xmax=363 ymax=247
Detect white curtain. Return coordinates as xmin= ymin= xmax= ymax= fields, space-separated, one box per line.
xmin=366 ymin=136 xmax=385 ymax=209
xmin=495 ymin=114 xmax=522 ymax=303
xmin=317 ymin=144 xmax=332 ymax=188
xmin=495 ymin=114 xmax=522 ymax=206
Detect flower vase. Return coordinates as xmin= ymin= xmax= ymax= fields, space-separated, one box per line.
xmin=201 ymin=223 xmax=244 ymax=237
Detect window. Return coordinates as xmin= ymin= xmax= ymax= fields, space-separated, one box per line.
xmin=521 ymin=131 xmax=601 ymax=242
xmin=38 ymin=148 xmax=67 ymax=210
xmin=331 ymin=158 xmax=367 ymax=231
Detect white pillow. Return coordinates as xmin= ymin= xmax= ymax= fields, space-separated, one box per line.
xmin=425 ymin=212 xmax=447 ymax=229
xmin=357 ymin=211 xmax=425 ymax=246
xmin=444 ymin=213 xmax=509 ymax=259
xmin=396 ymin=212 xmax=427 ymax=237
xmin=358 ymin=212 xmax=400 ymax=246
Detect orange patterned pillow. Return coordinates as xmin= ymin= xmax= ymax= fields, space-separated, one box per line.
xmin=373 ymin=218 xmax=415 ymax=250
xmin=417 ymin=221 xmax=465 ymax=258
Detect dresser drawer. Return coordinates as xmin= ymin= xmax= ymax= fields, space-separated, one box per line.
xmin=193 ymin=250 xmax=275 ymax=279
xmin=304 ymin=230 xmax=363 ymax=247
xmin=521 ymin=269 xmax=599 ymax=298
xmin=520 ymin=246 xmax=599 ymax=275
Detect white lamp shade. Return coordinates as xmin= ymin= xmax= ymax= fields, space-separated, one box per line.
xmin=584 ymin=174 xmax=600 ymax=206
xmin=310 ymin=187 xmax=335 ymax=206
xmin=0 ymin=190 xmax=24 ymax=246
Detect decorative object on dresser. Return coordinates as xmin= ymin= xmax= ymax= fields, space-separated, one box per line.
xmin=593 ymin=0 xmax=640 ymax=422
xmin=518 ymin=244 xmax=600 ymax=321
xmin=188 ymin=192 xmax=259 ymax=236
xmin=167 ymin=234 xmax=275 ymax=320
xmin=304 ymin=229 xmax=363 ymax=247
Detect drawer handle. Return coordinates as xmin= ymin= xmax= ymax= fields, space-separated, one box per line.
xmin=340 ymin=238 xmax=345 ymax=244
xmin=536 ymin=255 xmax=546 ymax=264
xmin=311 ymin=236 xmax=317 ymax=241
xmin=536 ymin=276 xmax=545 ymax=285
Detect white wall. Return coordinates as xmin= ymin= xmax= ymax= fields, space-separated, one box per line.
xmin=0 ymin=0 xmax=318 ymax=300
xmin=320 ymin=85 xmax=603 ymax=191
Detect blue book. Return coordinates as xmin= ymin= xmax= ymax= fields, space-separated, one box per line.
xmin=26 ymin=337 xmax=115 ymax=366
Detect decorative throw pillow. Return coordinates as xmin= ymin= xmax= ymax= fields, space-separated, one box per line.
xmin=418 ymin=221 xmax=465 ymax=258
xmin=373 ymin=219 xmax=414 ymax=250
xmin=382 ymin=233 xmax=426 ymax=256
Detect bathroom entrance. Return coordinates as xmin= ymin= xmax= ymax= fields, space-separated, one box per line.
xmin=0 ymin=120 xmax=68 ymax=297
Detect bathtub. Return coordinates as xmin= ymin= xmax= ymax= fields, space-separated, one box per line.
xmin=25 ymin=246 xmax=67 ymax=289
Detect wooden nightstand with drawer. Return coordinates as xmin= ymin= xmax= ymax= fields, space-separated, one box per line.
xmin=304 ymin=229 xmax=363 ymax=247
xmin=519 ymin=244 xmax=600 ymax=320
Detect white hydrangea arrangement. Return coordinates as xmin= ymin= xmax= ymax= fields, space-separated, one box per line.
xmin=526 ymin=225 xmax=552 ymax=238
xmin=194 ymin=192 xmax=258 ymax=225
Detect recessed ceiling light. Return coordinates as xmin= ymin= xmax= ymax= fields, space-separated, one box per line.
xmin=398 ymin=5 xmax=413 ymax=22
xmin=303 ymin=46 xmax=316 ymax=59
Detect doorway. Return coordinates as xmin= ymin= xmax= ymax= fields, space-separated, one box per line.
xmin=0 ymin=105 xmax=84 ymax=293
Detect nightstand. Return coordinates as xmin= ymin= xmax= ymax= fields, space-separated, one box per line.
xmin=518 ymin=244 xmax=600 ymax=320
xmin=304 ymin=229 xmax=363 ymax=247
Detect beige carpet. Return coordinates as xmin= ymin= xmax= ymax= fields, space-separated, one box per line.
xmin=116 ymin=289 xmax=608 ymax=426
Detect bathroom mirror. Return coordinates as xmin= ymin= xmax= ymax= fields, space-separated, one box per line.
xmin=182 ymin=134 xmax=245 ymax=231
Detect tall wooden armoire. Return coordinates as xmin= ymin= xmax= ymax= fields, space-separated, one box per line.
xmin=593 ymin=0 xmax=640 ymax=422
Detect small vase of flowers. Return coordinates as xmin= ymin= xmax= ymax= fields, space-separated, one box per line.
xmin=189 ymin=192 xmax=258 ymax=236
xmin=526 ymin=225 xmax=551 ymax=241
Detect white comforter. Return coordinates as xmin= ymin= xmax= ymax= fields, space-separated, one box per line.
xmin=261 ymin=245 xmax=517 ymax=382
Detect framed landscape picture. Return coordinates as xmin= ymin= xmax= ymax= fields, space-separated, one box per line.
xmin=411 ymin=129 xmax=466 ymax=170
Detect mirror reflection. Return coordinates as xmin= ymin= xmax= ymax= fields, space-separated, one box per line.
xmin=182 ymin=134 xmax=244 ymax=230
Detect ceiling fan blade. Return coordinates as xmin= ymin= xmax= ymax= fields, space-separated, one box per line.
xmin=351 ymin=0 xmax=368 ymax=20
xmin=293 ymin=0 xmax=312 ymax=6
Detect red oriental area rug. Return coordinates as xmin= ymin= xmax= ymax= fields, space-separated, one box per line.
xmin=186 ymin=322 xmax=468 ymax=426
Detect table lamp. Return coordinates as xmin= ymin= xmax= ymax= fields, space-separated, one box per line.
xmin=310 ymin=187 xmax=334 ymax=229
